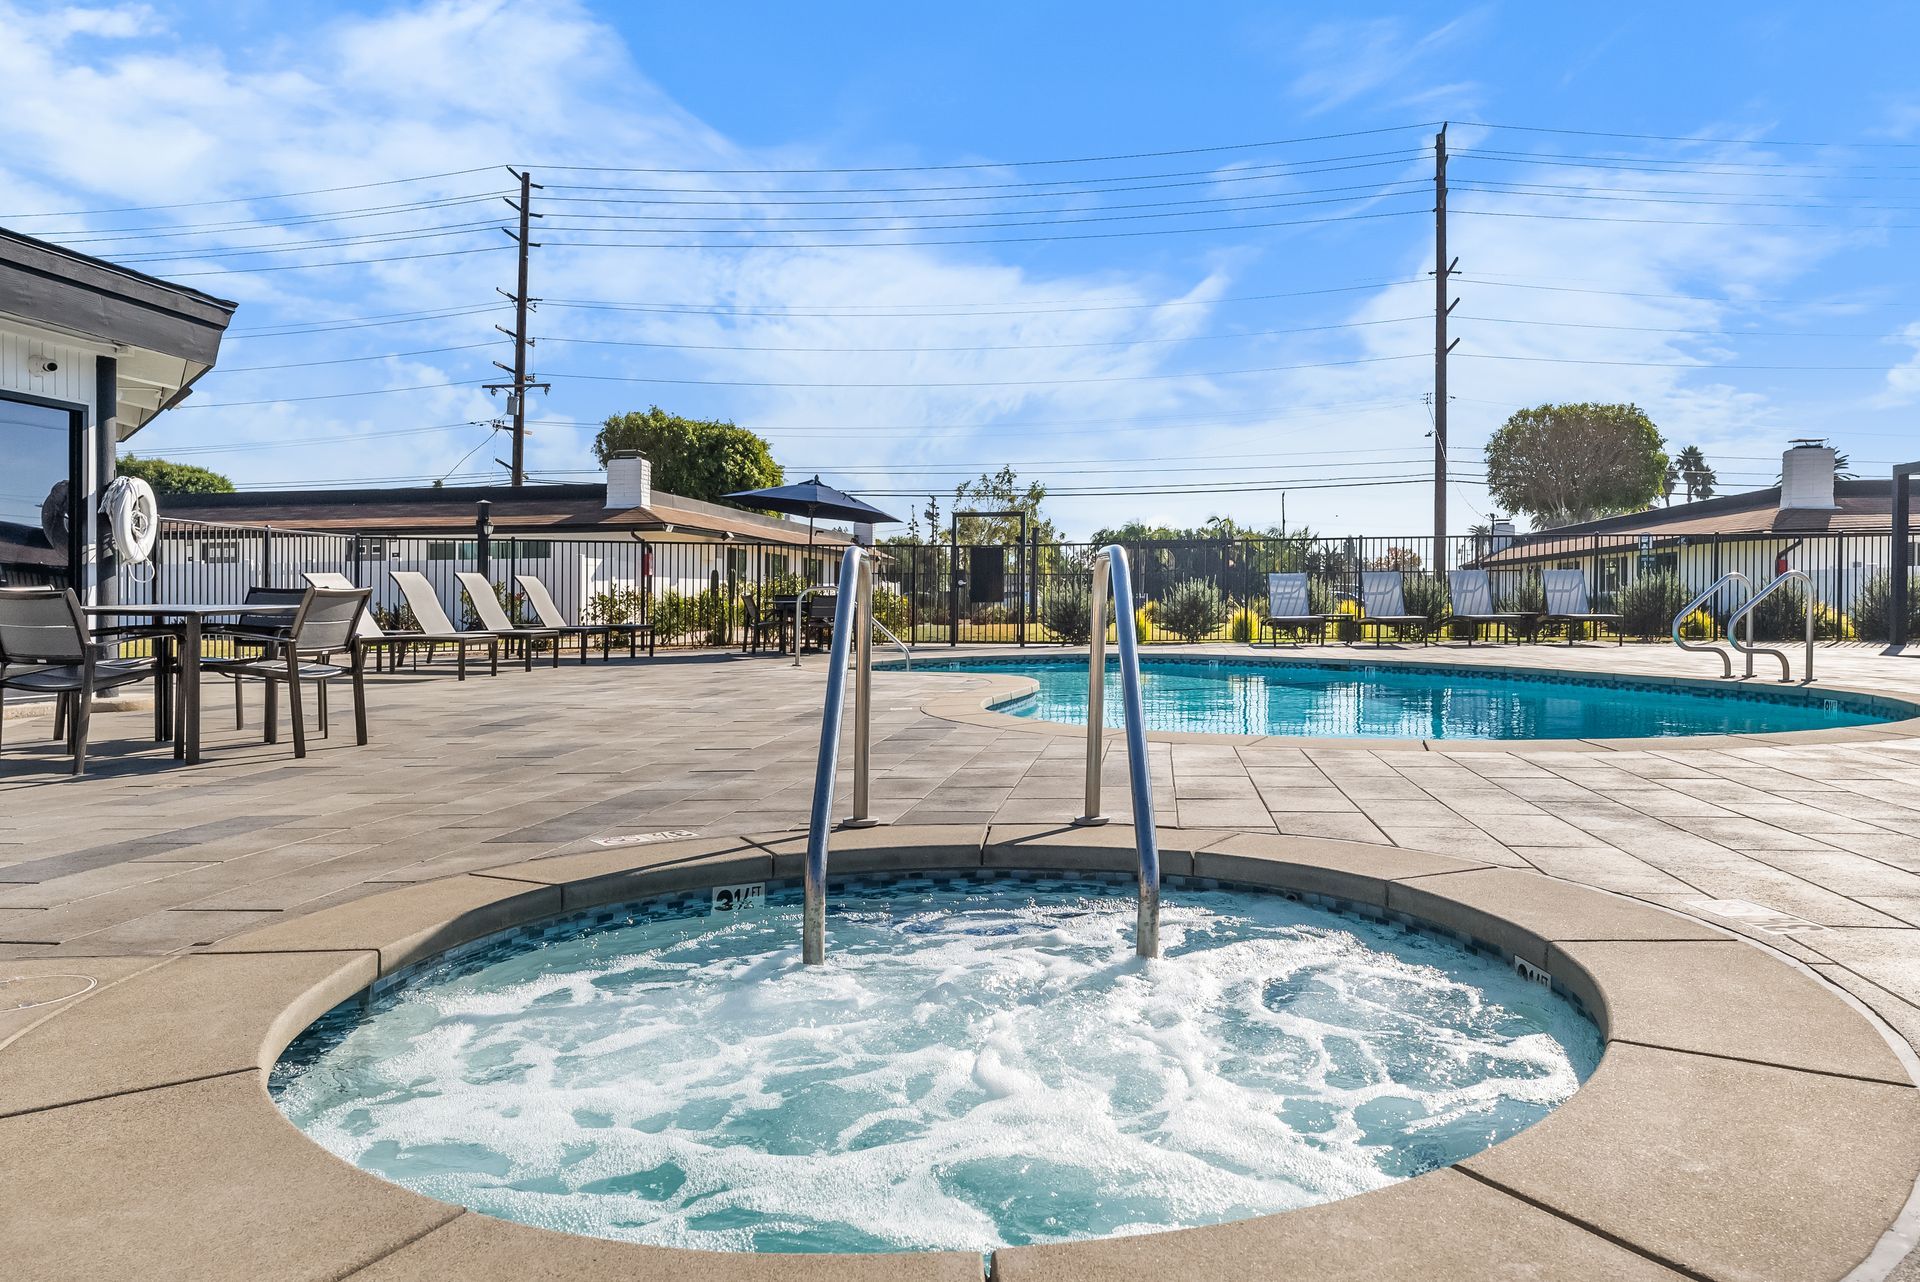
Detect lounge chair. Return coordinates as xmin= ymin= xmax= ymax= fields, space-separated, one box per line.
xmin=301 ymin=572 xmax=421 ymax=675
xmin=203 ymin=586 xmax=373 ymax=757
xmin=1446 ymin=569 xmax=1535 ymax=644
xmin=1541 ymin=569 xmax=1624 ymax=645
xmin=454 ymin=572 xmax=562 ymax=670
xmin=1359 ymin=571 xmax=1433 ymax=645
xmin=1259 ymin=573 xmax=1334 ymax=645
xmin=515 ymin=573 xmax=654 ymax=661
xmin=387 ymin=572 xmax=503 ymax=677
xmin=0 ymin=586 xmax=163 ymax=775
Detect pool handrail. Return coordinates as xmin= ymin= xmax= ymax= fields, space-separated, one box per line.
xmin=1070 ymin=545 xmax=1163 ymax=959
xmin=1671 ymin=572 xmax=1751 ymax=679
xmin=803 ymin=545 xmax=874 ymax=964
xmin=1728 ymin=569 xmax=1816 ymax=684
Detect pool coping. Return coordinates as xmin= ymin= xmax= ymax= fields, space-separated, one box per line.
xmin=2 ymin=829 xmax=1917 ymax=1281
xmin=898 ymin=650 xmax=1920 ymax=751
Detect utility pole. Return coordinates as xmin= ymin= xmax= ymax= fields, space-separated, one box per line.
xmin=1433 ymin=125 xmax=1459 ymax=569
xmin=485 ymin=168 xmax=548 ymax=486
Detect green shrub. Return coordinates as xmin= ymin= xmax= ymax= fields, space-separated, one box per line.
xmin=1401 ymin=575 xmax=1448 ymax=625
xmin=1615 ymin=573 xmax=1694 ymax=638
xmin=584 ymin=587 xmax=645 ymax=626
xmin=1157 ymin=578 xmax=1224 ymax=642
xmin=372 ymin=602 xmax=418 ymax=632
xmin=1747 ymin=583 xmax=1849 ymax=642
xmin=1041 ymin=588 xmax=1093 ymax=645
xmin=1226 ymin=605 xmax=1260 ymax=643
xmin=1850 ymin=571 xmax=1920 ymax=643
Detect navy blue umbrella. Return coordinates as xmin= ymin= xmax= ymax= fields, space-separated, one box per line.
xmin=724 ymin=476 xmax=899 ymax=546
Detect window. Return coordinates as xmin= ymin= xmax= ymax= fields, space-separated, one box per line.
xmin=504 ymin=540 xmax=550 ymax=559
xmin=354 ymin=539 xmax=388 ymax=560
xmin=0 ymin=394 xmax=81 ymax=588
xmin=200 ymin=540 xmax=241 ymax=564
xmin=427 ymin=541 xmax=477 ymax=562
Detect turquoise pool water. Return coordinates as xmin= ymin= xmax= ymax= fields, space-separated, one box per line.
xmin=912 ymin=656 xmax=1901 ymax=740
xmin=272 ymin=872 xmax=1599 ymax=1255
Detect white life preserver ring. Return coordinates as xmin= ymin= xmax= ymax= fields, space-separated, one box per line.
xmin=103 ymin=475 xmax=159 ymax=565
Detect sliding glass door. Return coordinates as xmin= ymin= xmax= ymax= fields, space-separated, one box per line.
xmin=0 ymin=394 xmax=83 ymax=589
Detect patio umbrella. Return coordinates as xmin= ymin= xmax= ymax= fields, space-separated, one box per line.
xmin=724 ymin=475 xmax=900 ymax=546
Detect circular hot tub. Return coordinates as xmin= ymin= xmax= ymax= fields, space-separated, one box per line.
xmin=272 ymin=870 xmax=1599 ymax=1254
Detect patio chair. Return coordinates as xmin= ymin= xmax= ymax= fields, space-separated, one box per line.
xmin=1259 ymin=573 xmax=1334 ymax=645
xmin=0 ymin=586 xmax=162 ymax=775
xmin=387 ymin=572 xmax=503 ymax=678
xmin=456 ymin=572 xmax=562 ymax=670
xmin=1446 ymin=569 xmax=1535 ymax=645
xmin=203 ymin=586 xmax=373 ymax=758
xmin=1541 ymin=568 xmax=1624 ymax=645
xmin=515 ymin=574 xmax=654 ymax=661
xmin=301 ymin=571 xmax=418 ymax=674
xmin=740 ymin=596 xmax=782 ymax=654
xmin=1358 ymin=571 xmax=1433 ymax=646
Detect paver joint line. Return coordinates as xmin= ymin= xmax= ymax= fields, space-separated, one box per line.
xmin=1451 ymin=1165 xmax=1718 ymax=1282
xmin=0 ymin=1064 xmax=256 ymax=1122
xmin=334 ymin=1208 xmax=471 ymax=1282
xmin=1605 ymin=1037 xmax=1920 ymax=1089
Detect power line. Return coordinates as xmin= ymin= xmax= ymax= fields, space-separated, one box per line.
xmin=536 ymin=152 xmax=1424 ymax=203
xmin=215 ymin=340 xmax=509 ymax=373
xmin=170 ymin=378 xmax=491 ymax=408
xmin=32 ymin=192 xmax=513 ymax=242
xmin=224 ymin=302 xmax=510 ymax=339
xmin=516 ymin=124 xmax=1437 ymax=176
xmin=164 ymin=243 xmax=512 ymax=277
xmin=539 ymin=278 xmax=1425 ymax=318
xmin=537 ymin=204 xmax=1427 ymax=250
xmin=1 ymin=166 xmax=504 ymax=220
xmin=550 ymin=352 xmax=1425 ymax=389
xmin=1466 ymin=121 xmax=1920 ymax=150
xmin=538 ymin=315 xmax=1427 ymax=355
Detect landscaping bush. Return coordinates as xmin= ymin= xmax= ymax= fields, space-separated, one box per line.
xmin=584 ymin=587 xmax=645 ymax=626
xmin=1850 ymin=571 xmax=1920 ymax=643
xmin=1041 ymin=588 xmax=1093 ymax=645
xmin=372 ymin=602 xmax=418 ymax=633
xmin=1615 ymin=573 xmax=1693 ymax=638
xmin=1747 ymin=583 xmax=1850 ymax=642
xmin=1156 ymin=578 xmax=1224 ymax=642
xmin=1401 ymin=575 xmax=1448 ymax=626
xmin=1226 ymin=605 xmax=1260 ymax=643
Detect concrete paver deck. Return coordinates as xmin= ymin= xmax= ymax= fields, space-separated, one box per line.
xmin=4 ymin=640 xmax=1920 ymax=1277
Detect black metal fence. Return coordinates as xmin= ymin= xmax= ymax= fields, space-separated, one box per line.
xmin=113 ymin=520 xmax=1917 ymax=649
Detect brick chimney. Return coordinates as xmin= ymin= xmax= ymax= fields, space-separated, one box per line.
xmin=1780 ymin=440 xmax=1837 ymax=511
xmin=606 ymin=452 xmax=652 ymax=509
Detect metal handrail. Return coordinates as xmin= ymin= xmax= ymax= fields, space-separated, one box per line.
xmin=1672 ymin=572 xmax=1750 ymax=678
xmin=873 ymin=617 xmax=911 ymax=669
xmin=1069 ymin=545 xmax=1163 ymax=959
xmin=1728 ymin=569 xmax=1816 ymax=684
xmin=803 ymin=546 xmax=875 ymax=964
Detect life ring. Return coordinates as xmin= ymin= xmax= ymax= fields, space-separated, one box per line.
xmin=103 ymin=475 xmax=159 ymax=564
xmin=39 ymin=481 xmax=69 ymax=549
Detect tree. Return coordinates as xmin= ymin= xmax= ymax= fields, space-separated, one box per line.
xmin=591 ymin=407 xmax=784 ymax=504
xmin=1673 ymin=445 xmax=1717 ymax=501
xmin=1483 ymin=403 xmax=1668 ymax=528
xmin=950 ymin=466 xmax=1057 ymax=545
xmin=116 ymin=455 xmax=235 ymax=495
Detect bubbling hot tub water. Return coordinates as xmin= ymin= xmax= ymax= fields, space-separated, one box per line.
xmin=272 ymin=873 xmax=1599 ymax=1254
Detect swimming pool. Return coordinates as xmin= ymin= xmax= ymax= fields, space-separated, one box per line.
xmin=907 ymin=655 xmax=1907 ymax=740
xmin=271 ymin=871 xmax=1598 ymax=1255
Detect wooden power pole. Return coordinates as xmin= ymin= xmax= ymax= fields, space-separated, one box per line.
xmin=486 ymin=168 xmax=548 ymax=486
xmin=1433 ymin=126 xmax=1458 ymax=568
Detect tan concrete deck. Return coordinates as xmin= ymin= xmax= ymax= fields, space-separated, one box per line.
xmin=4 ymin=639 xmax=1920 ymax=1278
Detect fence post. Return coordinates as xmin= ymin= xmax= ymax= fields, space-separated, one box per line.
xmin=259 ymin=525 xmax=273 ymax=589
xmin=474 ymin=501 xmax=492 ymax=580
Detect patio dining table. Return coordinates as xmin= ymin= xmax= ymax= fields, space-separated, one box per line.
xmin=82 ymin=603 xmax=301 ymax=765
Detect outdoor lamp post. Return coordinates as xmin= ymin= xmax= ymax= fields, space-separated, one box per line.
xmin=475 ymin=500 xmax=494 ymax=578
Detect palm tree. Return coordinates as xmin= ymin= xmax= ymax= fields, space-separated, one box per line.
xmin=1673 ymin=445 xmax=1716 ymax=501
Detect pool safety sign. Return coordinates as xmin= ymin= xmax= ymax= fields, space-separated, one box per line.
xmin=711 ymin=883 xmax=766 ymax=914
xmin=590 ymin=829 xmax=701 ymax=849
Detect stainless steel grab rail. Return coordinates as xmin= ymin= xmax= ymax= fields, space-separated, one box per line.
xmin=1672 ymin=572 xmax=1750 ymax=678
xmin=803 ymin=546 xmax=873 ymax=964
xmin=1069 ymin=545 xmax=1163 ymax=959
xmin=1728 ymin=569 xmax=1816 ymax=683
xmin=873 ymin=618 xmax=910 ymax=669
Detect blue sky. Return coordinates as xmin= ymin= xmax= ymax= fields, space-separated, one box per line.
xmin=6 ymin=0 xmax=1920 ymax=538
